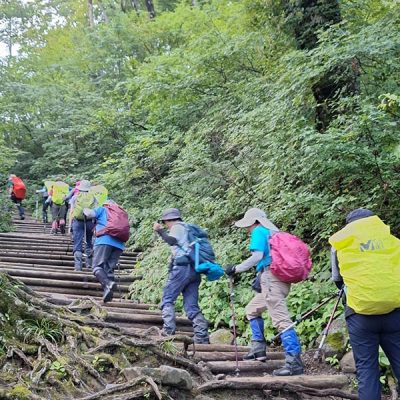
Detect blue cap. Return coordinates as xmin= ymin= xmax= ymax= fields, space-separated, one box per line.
xmin=346 ymin=208 xmax=374 ymax=224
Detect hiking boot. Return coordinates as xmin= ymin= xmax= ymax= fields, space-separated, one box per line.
xmin=243 ymin=340 xmax=267 ymax=361
xmin=192 ymin=312 xmax=210 ymax=344
xmin=60 ymin=224 xmax=66 ymax=235
xmin=273 ymin=354 xmax=304 ymax=376
xmin=94 ymin=269 xmax=116 ymax=303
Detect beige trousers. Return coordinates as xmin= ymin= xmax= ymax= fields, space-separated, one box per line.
xmin=245 ymin=268 xmax=292 ymax=331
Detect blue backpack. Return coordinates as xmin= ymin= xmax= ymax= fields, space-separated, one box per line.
xmin=185 ymin=224 xmax=224 ymax=281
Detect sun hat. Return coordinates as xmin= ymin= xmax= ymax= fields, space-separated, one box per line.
xmin=160 ymin=208 xmax=182 ymax=221
xmin=346 ymin=208 xmax=374 ymax=224
xmin=78 ymin=180 xmax=91 ymax=192
xmin=235 ymin=208 xmax=279 ymax=231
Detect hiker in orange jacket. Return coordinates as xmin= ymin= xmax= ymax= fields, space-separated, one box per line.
xmin=7 ymin=174 xmax=26 ymax=220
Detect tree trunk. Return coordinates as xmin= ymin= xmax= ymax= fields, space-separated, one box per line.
xmin=88 ymin=0 xmax=94 ymax=28
xmin=8 ymin=17 xmax=12 ymax=59
xmin=282 ymin=0 xmax=359 ymax=131
xmin=144 ymin=0 xmax=156 ymax=19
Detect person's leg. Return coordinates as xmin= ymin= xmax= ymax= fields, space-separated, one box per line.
xmin=51 ymin=205 xmax=60 ymax=233
xmin=85 ymin=220 xmax=95 ymax=268
xmin=59 ymin=204 xmax=67 ymax=234
xmin=72 ymin=220 xmax=84 ymax=271
xmin=347 ymin=313 xmax=381 ymax=400
xmin=182 ymin=270 xmax=209 ymax=344
xmin=105 ymin=247 xmax=123 ymax=282
xmin=160 ymin=265 xmax=190 ymax=336
xmin=244 ymin=269 xmax=269 ymax=360
xmin=379 ymin=309 xmax=400 ymax=386
xmin=17 ymin=200 xmax=24 ymax=220
xmin=92 ymin=245 xmax=116 ymax=302
xmin=265 ymin=270 xmax=303 ymax=376
xmin=42 ymin=198 xmax=48 ymax=223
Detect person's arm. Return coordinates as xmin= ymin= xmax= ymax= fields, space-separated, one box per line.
xmin=331 ymin=248 xmax=344 ymax=289
xmin=157 ymin=228 xmax=178 ymax=246
xmin=234 ymin=251 xmax=264 ymax=273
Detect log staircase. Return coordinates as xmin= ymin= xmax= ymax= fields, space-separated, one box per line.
xmin=0 ymin=215 xmax=353 ymax=398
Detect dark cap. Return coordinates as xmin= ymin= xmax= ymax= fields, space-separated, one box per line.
xmin=346 ymin=208 xmax=374 ymax=224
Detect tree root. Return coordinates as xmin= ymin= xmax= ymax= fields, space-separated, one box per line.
xmin=80 ymin=376 xmax=161 ymax=400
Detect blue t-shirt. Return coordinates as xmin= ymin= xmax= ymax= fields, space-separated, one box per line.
xmin=94 ymin=207 xmax=125 ymax=251
xmin=249 ymin=226 xmax=271 ymax=272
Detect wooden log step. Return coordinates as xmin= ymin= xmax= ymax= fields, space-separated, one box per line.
xmin=117 ymin=321 xmax=193 ymax=333
xmin=0 ymin=263 xmax=134 ymax=276
xmin=206 ymin=360 xmax=284 ymax=374
xmin=0 ymin=268 xmax=138 ymax=283
xmin=186 ymin=343 xmax=250 ymax=352
xmin=38 ymin=292 xmax=152 ymax=309
xmin=199 ymin=374 xmax=350 ymax=393
xmin=193 ymin=351 xmax=285 ymax=362
xmin=105 ymin=311 xmax=192 ymax=326
xmin=33 ymin=286 xmax=122 ymax=298
xmin=0 ymin=261 xmax=135 ymax=271
xmin=14 ymin=276 xmax=131 ymax=292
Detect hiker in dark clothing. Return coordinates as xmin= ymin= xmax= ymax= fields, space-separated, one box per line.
xmin=153 ymin=208 xmax=209 ymax=344
xmin=35 ymin=181 xmax=52 ymax=223
xmin=330 ymin=208 xmax=400 ymax=400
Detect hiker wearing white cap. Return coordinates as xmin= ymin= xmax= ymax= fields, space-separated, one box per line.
xmin=226 ymin=207 xmax=304 ymax=376
xmin=153 ymin=208 xmax=210 ymax=344
xmin=70 ymin=180 xmax=97 ymax=271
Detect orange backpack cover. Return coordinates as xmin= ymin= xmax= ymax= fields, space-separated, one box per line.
xmin=11 ymin=176 xmax=26 ymax=200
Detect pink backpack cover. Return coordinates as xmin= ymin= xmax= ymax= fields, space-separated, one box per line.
xmin=96 ymin=203 xmax=130 ymax=243
xmin=269 ymin=232 xmax=312 ymax=283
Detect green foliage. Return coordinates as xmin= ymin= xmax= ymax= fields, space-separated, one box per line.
xmin=49 ymin=360 xmax=67 ymax=379
xmin=1 ymin=0 xmax=400 ymax=347
xmin=21 ymin=319 xmax=63 ymax=344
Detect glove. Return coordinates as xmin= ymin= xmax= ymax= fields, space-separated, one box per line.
xmin=225 ymin=265 xmax=236 ymax=276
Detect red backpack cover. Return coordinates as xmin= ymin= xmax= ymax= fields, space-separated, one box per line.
xmin=11 ymin=176 xmax=26 ymax=200
xmin=96 ymin=203 xmax=130 ymax=242
xmin=269 ymin=232 xmax=312 ymax=283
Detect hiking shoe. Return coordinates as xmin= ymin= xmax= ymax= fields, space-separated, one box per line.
xmin=103 ymin=282 xmax=116 ymax=303
xmin=273 ymin=354 xmax=304 ymax=376
xmin=60 ymin=224 xmax=66 ymax=234
xmin=243 ymin=340 xmax=267 ymax=361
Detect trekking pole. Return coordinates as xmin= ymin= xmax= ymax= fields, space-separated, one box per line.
xmin=314 ymin=286 xmax=345 ymax=361
xmin=35 ymin=194 xmax=39 ymax=222
xmin=228 ymin=276 xmax=240 ymax=376
xmin=268 ymin=291 xmax=339 ymax=345
xmin=117 ymin=261 xmax=121 ymax=303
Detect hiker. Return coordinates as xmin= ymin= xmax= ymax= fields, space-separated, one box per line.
xmin=153 ymin=208 xmax=210 ymax=344
xmin=48 ymin=180 xmax=69 ymax=234
xmin=35 ymin=181 xmax=53 ymax=223
xmin=330 ymin=208 xmax=400 ymax=400
xmin=69 ymin=180 xmax=97 ymax=271
xmin=83 ymin=200 xmax=129 ymax=302
xmin=225 ymin=208 xmax=304 ymax=376
xmin=7 ymin=175 xmax=26 ymax=220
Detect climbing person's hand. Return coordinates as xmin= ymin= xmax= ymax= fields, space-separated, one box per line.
xmin=225 ymin=265 xmax=236 ymax=276
xmin=153 ymin=222 xmax=163 ymax=232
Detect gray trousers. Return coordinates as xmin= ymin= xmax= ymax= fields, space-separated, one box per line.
xmin=92 ymin=244 xmax=123 ymax=281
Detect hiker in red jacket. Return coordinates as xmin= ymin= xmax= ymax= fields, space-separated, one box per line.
xmin=7 ymin=174 xmax=26 ymax=220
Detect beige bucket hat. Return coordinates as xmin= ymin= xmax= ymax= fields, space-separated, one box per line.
xmin=78 ymin=180 xmax=91 ymax=192
xmin=235 ymin=208 xmax=279 ymax=231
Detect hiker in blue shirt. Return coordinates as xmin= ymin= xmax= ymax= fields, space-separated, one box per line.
xmin=84 ymin=200 xmax=126 ymax=303
xmin=226 ymin=208 xmax=304 ymax=376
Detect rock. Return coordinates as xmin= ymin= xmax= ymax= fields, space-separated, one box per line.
xmin=340 ymin=350 xmax=356 ymax=373
xmin=316 ymin=315 xmax=348 ymax=358
xmin=159 ymin=365 xmax=193 ymax=390
xmin=209 ymin=329 xmax=233 ymax=345
xmin=123 ymin=366 xmax=192 ymax=390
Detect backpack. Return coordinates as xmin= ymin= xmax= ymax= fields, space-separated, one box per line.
xmin=185 ymin=224 xmax=224 ymax=281
xmin=330 ymin=216 xmax=400 ymax=315
xmin=51 ymin=182 xmax=69 ymax=205
xmin=11 ymin=176 xmax=26 ymax=200
xmin=72 ymin=192 xmax=96 ymax=220
xmin=96 ymin=202 xmax=130 ymax=242
xmin=90 ymin=185 xmax=108 ymax=206
xmin=269 ymin=232 xmax=312 ymax=283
